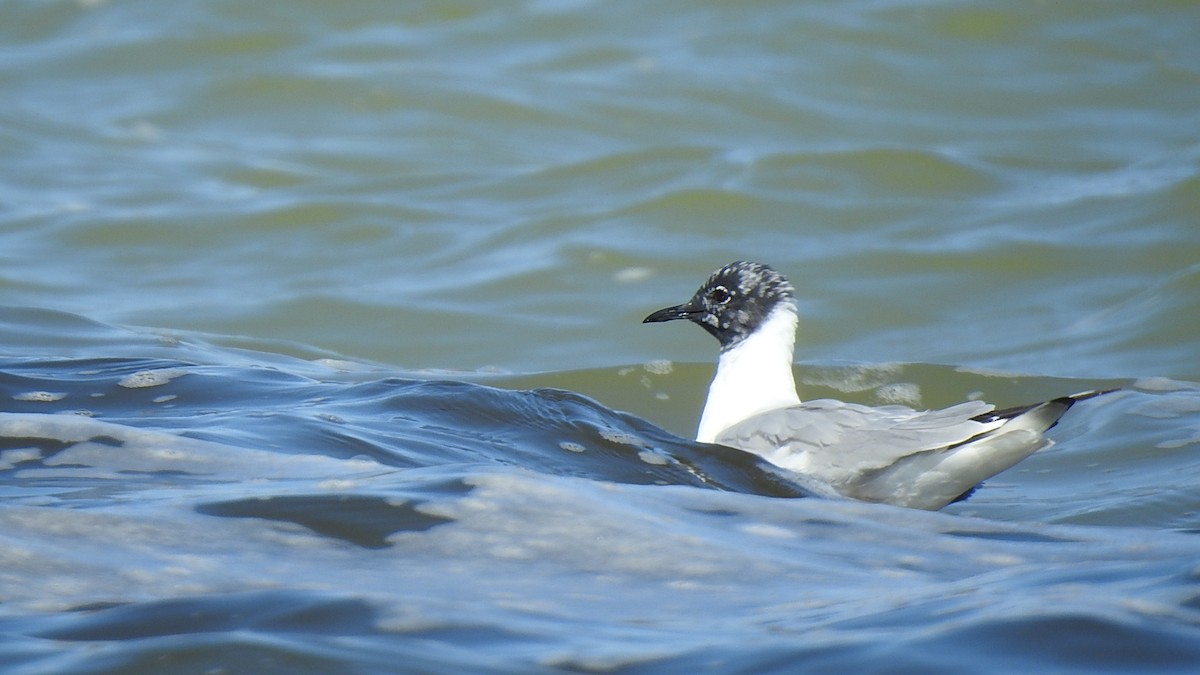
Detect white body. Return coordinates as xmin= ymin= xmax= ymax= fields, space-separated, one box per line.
xmin=696 ymin=305 xmax=801 ymax=443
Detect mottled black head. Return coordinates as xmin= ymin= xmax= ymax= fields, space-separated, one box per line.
xmin=642 ymin=261 xmax=795 ymax=350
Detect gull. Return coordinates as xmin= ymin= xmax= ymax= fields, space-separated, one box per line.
xmin=643 ymin=260 xmax=1113 ymax=510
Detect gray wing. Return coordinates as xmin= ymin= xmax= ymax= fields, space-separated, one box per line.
xmin=713 ymin=398 xmax=1014 ymax=507
xmin=714 ymin=391 xmax=1107 ymax=510
xmin=715 ymin=398 xmax=996 ymax=470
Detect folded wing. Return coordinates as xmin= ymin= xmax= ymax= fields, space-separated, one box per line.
xmin=714 ymin=391 xmax=1110 ymax=510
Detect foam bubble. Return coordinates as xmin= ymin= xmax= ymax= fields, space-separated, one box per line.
xmin=13 ymin=392 xmax=66 ymax=402
xmin=637 ymin=450 xmax=669 ymax=465
xmin=118 ymin=368 xmax=187 ymax=389
xmin=643 ymin=360 xmax=673 ymax=375
xmin=598 ymin=428 xmax=642 ymax=446
xmin=875 ymin=383 xmax=921 ymax=405
xmin=802 ymin=363 xmax=903 ymax=393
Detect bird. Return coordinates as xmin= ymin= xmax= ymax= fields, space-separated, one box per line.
xmin=643 ymin=260 xmax=1114 ymax=510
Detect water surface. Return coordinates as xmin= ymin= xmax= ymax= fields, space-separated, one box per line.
xmin=2 ymin=1 xmax=1199 ymax=672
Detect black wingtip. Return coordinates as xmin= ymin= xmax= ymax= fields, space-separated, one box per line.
xmin=1045 ymin=388 xmax=1120 ymax=430
xmin=971 ymin=387 xmax=1120 ymax=425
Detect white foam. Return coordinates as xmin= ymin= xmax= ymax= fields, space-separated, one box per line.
xmin=802 ymin=362 xmax=904 ymax=393
xmin=598 ymin=428 xmax=643 ymax=447
xmin=875 ymin=382 xmax=921 ymax=405
xmin=637 ymin=450 xmax=669 ymax=465
xmin=643 ymin=359 xmax=673 ymax=375
xmin=13 ymin=391 xmax=66 ymax=402
xmin=118 ymin=368 xmax=188 ymax=388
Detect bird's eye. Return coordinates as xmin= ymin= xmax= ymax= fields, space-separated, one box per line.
xmin=709 ymin=286 xmax=731 ymax=304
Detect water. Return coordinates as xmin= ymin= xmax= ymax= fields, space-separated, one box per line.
xmin=2 ymin=0 xmax=1200 ymax=672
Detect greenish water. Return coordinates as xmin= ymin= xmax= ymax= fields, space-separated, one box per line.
xmin=4 ymin=0 xmax=1197 ymax=380
xmin=2 ymin=1 xmax=1199 ymax=672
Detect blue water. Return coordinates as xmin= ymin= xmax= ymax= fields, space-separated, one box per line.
xmin=1 ymin=309 xmax=1198 ymax=673
xmin=3 ymin=0 xmax=1200 ymax=672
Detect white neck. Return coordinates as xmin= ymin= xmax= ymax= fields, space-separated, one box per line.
xmin=695 ymin=305 xmax=801 ymax=443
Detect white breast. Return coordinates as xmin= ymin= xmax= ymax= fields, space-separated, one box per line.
xmin=695 ymin=305 xmax=801 ymax=443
